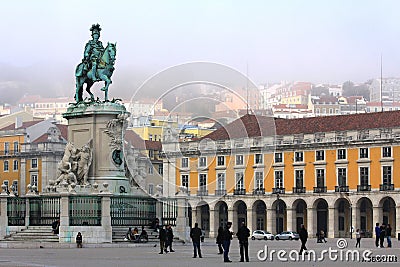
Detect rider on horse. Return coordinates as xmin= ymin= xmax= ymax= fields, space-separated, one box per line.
xmin=80 ymin=24 xmax=104 ymax=82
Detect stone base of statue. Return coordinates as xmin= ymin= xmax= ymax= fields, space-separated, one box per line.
xmin=63 ymin=101 xmax=131 ymax=194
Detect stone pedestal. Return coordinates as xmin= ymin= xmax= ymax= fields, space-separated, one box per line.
xmin=0 ymin=195 xmax=8 ymax=240
xmin=63 ymin=102 xmax=130 ymax=194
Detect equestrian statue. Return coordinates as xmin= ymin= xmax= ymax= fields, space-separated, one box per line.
xmin=75 ymin=24 xmax=116 ymax=102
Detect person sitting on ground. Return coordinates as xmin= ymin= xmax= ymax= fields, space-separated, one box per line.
xmin=140 ymin=226 xmax=148 ymax=242
xmin=76 ymin=232 xmax=83 ymax=248
xmin=133 ymin=227 xmax=140 ymax=241
xmin=52 ymin=219 xmax=60 ymax=235
xmin=126 ymin=227 xmax=133 ymax=241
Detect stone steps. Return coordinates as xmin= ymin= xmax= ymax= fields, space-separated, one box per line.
xmin=112 ymin=226 xmax=159 ymax=243
xmin=3 ymin=226 xmax=59 ymax=242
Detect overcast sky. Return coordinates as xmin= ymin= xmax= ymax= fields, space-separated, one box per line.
xmin=1 ymin=0 xmax=400 ymax=102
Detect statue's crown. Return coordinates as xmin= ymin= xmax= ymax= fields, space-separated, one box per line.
xmin=90 ymin=24 xmax=102 ymax=34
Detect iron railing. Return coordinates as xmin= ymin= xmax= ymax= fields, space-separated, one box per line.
xmin=110 ymin=196 xmax=156 ymax=226
xmin=293 ymin=187 xmax=306 ymax=193
xmin=313 ymin=186 xmax=327 ymax=193
xmin=335 ymin=186 xmax=349 ymax=192
xmin=7 ymin=197 xmax=26 ymax=226
xmin=161 ymin=198 xmax=177 ymax=226
xmin=380 ymin=184 xmax=394 ymax=191
xmin=69 ymin=196 xmax=102 ymax=226
xmin=29 ymin=197 xmax=60 ymax=225
xmin=357 ymin=185 xmax=371 ymax=192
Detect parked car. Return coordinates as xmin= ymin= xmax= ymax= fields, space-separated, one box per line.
xmin=275 ymin=231 xmax=300 ymax=240
xmin=251 ymin=230 xmax=274 ymax=240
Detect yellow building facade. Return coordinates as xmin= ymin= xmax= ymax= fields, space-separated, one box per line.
xmin=163 ymin=112 xmax=400 ymax=238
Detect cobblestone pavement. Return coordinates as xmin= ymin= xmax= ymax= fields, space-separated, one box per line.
xmin=0 ymin=238 xmax=399 ymax=267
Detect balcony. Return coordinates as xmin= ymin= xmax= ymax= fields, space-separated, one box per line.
xmin=380 ymin=184 xmax=394 ymax=191
xmin=215 ymin=189 xmax=227 ymax=196
xmin=197 ymin=189 xmax=208 ymax=196
xmin=313 ymin=186 xmax=327 ymax=193
xmin=272 ymin=187 xmax=285 ymax=194
xmin=233 ymin=189 xmax=246 ymax=195
xmin=357 ymin=185 xmax=371 ymax=192
xmin=253 ymin=188 xmax=265 ymax=195
xmin=335 ymin=186 xmax=349 ymax=193
xmin=293 ymin=187 xmax=306 ymax=193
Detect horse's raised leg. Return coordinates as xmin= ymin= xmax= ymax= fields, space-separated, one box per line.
xmin=85 ymin=80 xmax=95 ymax=101
xmin=99 ymin=73 xmax=111 ymax=101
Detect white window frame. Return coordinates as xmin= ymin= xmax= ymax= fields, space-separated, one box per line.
xmin=199 ymin=173 xmax=207 ymax=191
xmin=181 ymin=174 xmax=189 ymax=188
xmin=217 ymin=156 xmax=225 ymax=166
xmin=274 ymin=170 xmax=284 ymax=188
xmin=359 ymin=167 xmax=369 ymax=186
xmin=274 ymin=152 xmax=283 ymax=163
xmin=359 ymin=148 xmax=369 ymax=159
xmin=294 ymin=151 xmax=303 ymax=162
xmin=255 ymin=154 xmax=263 ymax=164
xmin=235 ymin=172 xmax=244 ymax=190
xmin=181 ymin=158 xmax=189 ymax=168
xmin=31 ymin=158 xmax=38 ymax=169
xmin=316 ymin=150 xmax=325 ymax=161
xmin=13 ymin=160 xmax=18 ymax=171
xmin=382 ymin=147 xmax=392 ymax=158
xmin=31 ymin=174 xmax=38 ymax=186
xmin=236 ymin=155 xmax=244 ymax=165
xmin=199 ymin=157 xmax=207 ymax=167
xmin=217 ymin=173 xmax=225 ymax=190
xmin=337 ymin=149 xmax=346 ymax=160
xmin=255 ymin=171 xmax=264 ymax=189
xmin=4 ymin=160 xmax=9 ymax=172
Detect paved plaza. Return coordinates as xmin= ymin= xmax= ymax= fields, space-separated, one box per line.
xmin=0 ymin=238 xmax=399 ymax=267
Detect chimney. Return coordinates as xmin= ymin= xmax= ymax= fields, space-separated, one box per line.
xmin=15 ymin=116 xmax=22 ymax=129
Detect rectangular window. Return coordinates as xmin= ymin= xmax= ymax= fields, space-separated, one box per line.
xmin=158 ymin=164 xmax=163 ymax=175
xmin=383 ymin=147 xmax=392 ymax=158
xmin=337 ymin=149 xmax=346 ymax=160
xmin=4 ymin=160 xmax=9 ymax=171
xmin=275 ymin=152 xmax=283 ymax=163
xmin=13 ymin=141 xmax=19 ymax=153
xmin=148 ymin=184 xmax=154 ymax=195
xmin=275 ymin=170 xmax=283 ymax=188
xmin=181 ymin=174 xmax=189 ymax=188
xmin=148 ymin=150 xmax=154 ymax=158
xmin=255 ymin=171 xmax=264 ymax=189
xmin=217 ymin=156 xmax=225 ymax=166
xmin=360 ymin=167 xmax=369 ymax=186
xmin=316 ymin=169 xmax=325 ymax=187
xmin=383 ymin=166 xmax=392 ymax=185
xmin=235 ymin=172 xmax=244 ymax=189
xmin=4 ymin=142 xmax=10 ymax=155
xmin=199 ymin=174 xmax=207 ymax=191
xmin=236 ymin=155 xmax=244 ymax=165
xmin=316 ymin=150 xmax=325 ymax=161
xmin=295 ymin=170 xmax=304 ymax=188
xmin=295 ymin=152 xmax=303 ymax=162
xmin=4 ymin=180 xmax=9 ymax=192
xmin=255 ymin=154 xmax=263 ymax=164
xmin=338 ymin=168 xmax=347 ymax=186
xmin=12 ymin=180 xmax=18 ymax=193
xmin=181 ymin=158 xmax=189 ymax=168
xmin=359 ymin=148 xmax=368 ymax=159
xmin=217 ymin=173 xmax=225 ymax=190
xmin=31 ymin=174 xmax=38 ymax=186
xmin=13 ymin=160 xmax=18 ymax=171
xmin=148 ymin=166 xmax=153 ymax=175
xmin=199 ymin=157 xmax=207 ymax=167
xmin=31 ymin=158 xmax=38 ymax=169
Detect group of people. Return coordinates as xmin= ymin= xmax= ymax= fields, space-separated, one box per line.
xmin=375 ymin=223 xmax=392 ymax=248
xmin=190 ymin=221 xmax=250 ymax=263
xmin=125 ymin=226 xmax=148 ymax=242
xmin=158 ymin=224 xmax=175 ymax=254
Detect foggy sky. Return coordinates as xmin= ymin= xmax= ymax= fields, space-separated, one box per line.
xmin=1 ymin=0 xmax=400 ymax=103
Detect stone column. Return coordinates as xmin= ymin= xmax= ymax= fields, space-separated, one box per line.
xmin=286 ymin=208 xmax=293 ymax=231
xmin=373 ymin=206 xmax=382 ymax=227
xmin=59 ymin=193 xmax=69 ymax=243
xmin=307 ymin=208 xmax=314 ymax=237
xmin=0 ymin=194 xmax=9 ymax=240
xmin=351 ymin=205 xmax=358 ymax=236
xmin=191 ymin=207 xmax=198 ymax=226
xmin=266 ymin=208 xmax=273 ymax=233
xmin=175 ymin=197 xmax=190 ymax=241
xmin=209 ymin=209 xmax=215 ymax=238
xmin=247 ymin=209 xmax=253 ymax=233
xmin=100 ymin=192 xmax=113 ymax=243
xmin=328 ymin=207 xmax=335 ymax=238
xmin=396 ymin=206 xmax=400 ymax=238
xmin=228 ymin=209 xmax=234 ymax=226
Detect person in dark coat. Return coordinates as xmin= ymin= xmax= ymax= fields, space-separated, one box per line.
xmin=190 ymin=223 xmax=202 ymax=258
xmin=236 ymin=222 xmax=250 ymax=262
xmin=379 ymin=225 xmax=386 ymax=248
xmin=375 ymin=223 xmax=381 ymax=247
xmin=165 ymin=224 xmax=175 ymax=252
xmin=299 ymin=224 xmax=308 ymax=255
xmin=76 ymin=232 xmax=83 ymax=248
xmin=216 ymin=226 xmax=224 ymax=254
xmin=386 ymin=224 xmax=392 ymax=248
xmin=158 ymin=226 xmax=167 ymax=254
xmin=52 ymin=219 xmax=60 ymax=235
xmin=222 ymin=222 xmax=234 ymax=262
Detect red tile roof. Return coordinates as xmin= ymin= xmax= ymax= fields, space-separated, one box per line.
xmin=125 ymin=130 xmax=162 ymax=150
xmin=0 ymin=120 xmax=43 ymax=131
xmin=203 ymin=111 xmax=400 ymax=140
xmin=31 ymin=124 xmax=68 ymax=143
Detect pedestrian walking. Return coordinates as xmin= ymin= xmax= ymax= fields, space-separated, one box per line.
xmin=165 ymin=224 xmax=175 ymax=252
xmin=375 ymin=223 xmax=381 ymax=247
xmin=386 ymin=224 xmax=392 ymax=248
xmin=222 ymin=222 xmax=234 ymax=263
xmin=190 ymin=223 xmax=202 ymax=258
xmin=158 ymin=226 xmax=167 ymax=254
xmin=355 ymin=229 xmax=361 ymax=248
xmin=236 ymin=222 xmax=250 ymax=262
xmin=299 ymin=224 xmax=308 ymax=255
xmin=379 ymin=225 xmax=386 ymax=248
xmin=216 ymin=226 xmax=224 ymax=254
